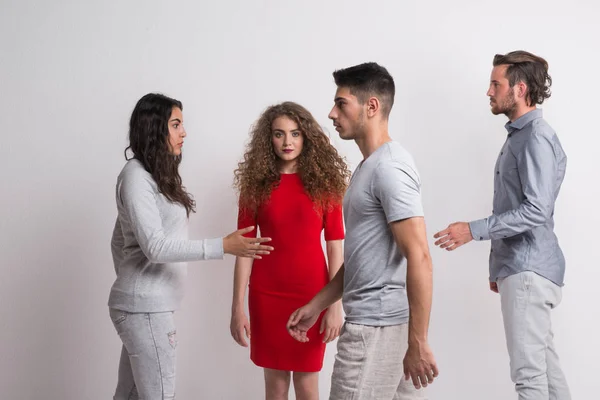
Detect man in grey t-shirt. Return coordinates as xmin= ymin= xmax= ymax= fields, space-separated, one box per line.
xmin=434 ymin=51 xmax=571 ymax=400
xmin=287 ymin=63 xmax=438 ymax=399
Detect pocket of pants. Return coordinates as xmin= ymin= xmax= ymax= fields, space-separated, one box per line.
xmin=167 ymin=330 xmax=178 ymax=349
xmin=109 ymin=309 xmax=128 ymax=326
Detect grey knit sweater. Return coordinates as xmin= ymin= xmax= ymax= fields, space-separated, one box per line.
xmin=108 ymin=159 xmax=223 ymax=312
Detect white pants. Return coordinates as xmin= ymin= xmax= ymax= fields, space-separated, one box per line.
xmin=329 ymin=323 xmax=426 ymax=400
xmin=498 ymin=271 xmax=571 ymax=400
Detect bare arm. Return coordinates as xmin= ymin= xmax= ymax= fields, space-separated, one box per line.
xmin=320 ymin=240 xmax=344 ymax=342
xmin=232 ymin=256 xmax=253 ymax=314
xmin=286 ymin=264 xmax=345 ymax=342
xmin=390 ymin=216 xmax=438 ymax=389
xmin=230 ymin=256 xmax=254 ymax=347
xmin=391 ymin=217 xmax=433 ymax=344
xmin=326 ymin=240 xmax=343 ymax=288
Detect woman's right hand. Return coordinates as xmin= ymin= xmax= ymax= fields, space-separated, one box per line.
xmin=223 ymin=226 xmax=273 ymax=259
xmin=230 ymin=310 xmax=251 ymax=347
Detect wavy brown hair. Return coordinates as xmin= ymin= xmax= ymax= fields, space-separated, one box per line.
xmin=126 ymin=93 xmax=195 ymax=216
xmin=234 ymin=102 xmax=350 ymax=214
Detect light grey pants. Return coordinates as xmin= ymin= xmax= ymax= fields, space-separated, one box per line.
xmin=498 ymin=271 xmax=571 ymax=400
xmin=109 ymin=308 xmax=178 ymax=400
xmin=329 ymin=322 xmax=427 ymax=400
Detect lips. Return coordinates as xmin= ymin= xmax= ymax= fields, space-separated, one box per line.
xmin=282 ymin=149 xmax=293 ymax=153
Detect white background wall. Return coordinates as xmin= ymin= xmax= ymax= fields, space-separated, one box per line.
xmin=1 ymin=0 xmax=597 ymax=399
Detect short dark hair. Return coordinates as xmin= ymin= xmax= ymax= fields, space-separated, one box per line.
xmin=493 ymin=51 xmax=552 ymax=106
xmin=332 ymin=62 xmax=395 ymax=118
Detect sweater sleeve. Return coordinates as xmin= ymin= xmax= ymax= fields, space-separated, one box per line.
xmin=118 ymin=168 xmax=223 ymax=263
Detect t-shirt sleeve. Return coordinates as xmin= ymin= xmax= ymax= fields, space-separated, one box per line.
xmin=373 ymin=160 xmax=424 ymax=223
xmin=323 ymin=201 xmax=345 ymax=241
xmin=237 ymin=201 xmax=258 ymax=239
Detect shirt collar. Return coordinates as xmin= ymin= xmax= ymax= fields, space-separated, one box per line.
xmin=504 ymin=108 xmax=543 ymax=135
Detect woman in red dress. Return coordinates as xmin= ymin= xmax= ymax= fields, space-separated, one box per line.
xmin=231 ymin=102 xmax=350 ymax=399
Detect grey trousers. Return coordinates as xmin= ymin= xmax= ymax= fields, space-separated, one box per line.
xmin=329 ymin=322 xmax=427 ymax=400
xmin=109 ymin=308 xmax=178 ymax=400
xmin=498 ymin=271 xmax=571 ymax=400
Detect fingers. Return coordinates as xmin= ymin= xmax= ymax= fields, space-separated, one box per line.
xmin=425 ymin=369 xmax=435 ymax=386
xmin=244 ymin=322 xmax=251 ymax=338
xmin=319 ymin=317 xmax=325 ymax=335
xmin=249 ymin=243 xmax=274 ymax=252
xmin=286 ymin=310 xmax=300 ymax=330
xmin=445 ymin=242 xmax=463 ymax=251
xmin=323 ymin=326 xmax=340 ymax=343
xmin=289 ymin=328 xmax=309 ymax=343
xmin=432 ymin=363 xmax=440 ymax=378
xmin=490 ymin=282 xmax=499 ymax=293
xmin=237 ymin=226 xmax=255 ymax=234
xmin=410 ymin=370 xmax=422 ymax=389
xmin=238 ymin=327 xmax=248 ymax=347
xmin=232 ymin=326 xmax=248 ymax=347
xmin=251 ymin=237 xmax=272 ymax=244
xmin=433 ymin=228 xmax=449 ymax=239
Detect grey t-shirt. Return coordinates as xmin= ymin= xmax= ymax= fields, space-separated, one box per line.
xmin=342 ymin=141 xmax=424 ymax=326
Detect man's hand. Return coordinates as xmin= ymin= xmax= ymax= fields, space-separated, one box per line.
xmin=319 ymin=303 xmax=342 ymax=343
xmin=287 ymin=303 xmax=320 ymax=343
xmin=490 ymin=281 xmax=499 ymax=293
xmin=433 ymin=222 xmax=473 ymax=251
xmin=403 ymin=341 xmax=439 ymax=389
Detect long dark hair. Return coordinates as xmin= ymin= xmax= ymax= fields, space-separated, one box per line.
xmin=126 ymin=93 xmax=195 ymax=216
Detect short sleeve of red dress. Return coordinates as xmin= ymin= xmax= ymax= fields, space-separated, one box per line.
xmin=323 ymin=201 xmax=345 ymax=241
xmin=237 ymin=202 xmax=258 ymax=239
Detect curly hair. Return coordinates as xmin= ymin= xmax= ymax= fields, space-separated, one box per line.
xmin=234 ymin=102 xmax=350 ymax=215
xmin=126 ymin=93 xmax=195 ymax=216
xmin=493 ymin=51 xmax=552 ymax=106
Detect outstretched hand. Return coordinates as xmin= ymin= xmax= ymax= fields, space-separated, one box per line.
xmin=433 ymin=222 xmax=473 ymax=251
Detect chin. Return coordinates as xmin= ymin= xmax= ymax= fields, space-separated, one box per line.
xmin=337 ymin=130 xmax=350 ymax=139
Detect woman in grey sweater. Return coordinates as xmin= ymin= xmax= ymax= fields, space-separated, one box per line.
xmin=108 ymin=93 xmax=273 ymax=400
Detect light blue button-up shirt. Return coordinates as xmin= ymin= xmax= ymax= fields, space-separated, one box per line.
xmin=469 ymin=109 xmax=567 ymax=286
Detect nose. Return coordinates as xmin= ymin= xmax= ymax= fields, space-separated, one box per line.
xmin=181 ymin=126 xmax=187 ymax=138
xmin=486 ymin=86 xmax=493 ymax=97
xmin=328 ymin=106 xmax=337 ymax=120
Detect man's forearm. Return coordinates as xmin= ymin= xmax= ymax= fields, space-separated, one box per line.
xmin=310 ymin=264 xmax=345 ymax=312
xmin=406 ymin=252 xmax=433 ymax=344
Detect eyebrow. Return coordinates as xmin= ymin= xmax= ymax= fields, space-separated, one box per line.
xmin=169 ymin=118 xmax=182 ymax=123
xmin=273 ymin=129 xmax=301 ymax=133
xmin=334 ymin=97 xmax=347 ymax=102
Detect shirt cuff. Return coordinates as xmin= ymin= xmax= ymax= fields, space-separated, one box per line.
xmin=469 ymin=218 xmax=490 ymax=241
xmin=203 ymin=237 xmax=224 ymax=260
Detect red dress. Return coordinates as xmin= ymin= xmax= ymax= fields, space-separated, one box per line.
xmin=238 ymin=173 xmax=344 ymax=372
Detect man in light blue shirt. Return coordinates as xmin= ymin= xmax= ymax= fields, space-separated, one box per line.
xmin=434 ymin=51 xmax=571 ymax=400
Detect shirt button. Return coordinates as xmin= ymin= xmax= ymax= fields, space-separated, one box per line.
xmin=501 ymin=151 xmax=504 ymax=155
xmin=496 ymin=171 xmax=500 ymax=174
xmin=479 ymin=236 xmax=483 ymax=240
